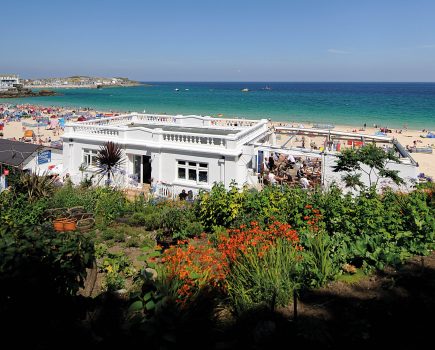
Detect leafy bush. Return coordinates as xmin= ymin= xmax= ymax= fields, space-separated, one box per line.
xmin=300 ymin=231 xmax=339 ymax=287
xmin=0 ymin=223 xmax=95 ymax=300
xmin=99 ymin=251 xmax=136 ymax=292
xmin=50 ymin=185 xmax=127 ymax=225
xmin=50 ymin=183 xmax=99 ymax=212
xmin=129 ymin=212 xmax=163 ymax=231
xmin=196 ymin=182 xmax=245 ymax=231
xmin=226 ymin=238 xmax=301 ymax=314
xmin=0 ymin=192 xmax=48 ymax=234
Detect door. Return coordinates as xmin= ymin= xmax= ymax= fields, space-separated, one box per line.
xmin=142 ymin=155 xmax=152 ymax=184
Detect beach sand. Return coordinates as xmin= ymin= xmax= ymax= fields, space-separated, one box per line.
xmin=1 ymin=121 xmax=62 ymax=146
xmin=1 ymin=109 xmax=434 ymax=179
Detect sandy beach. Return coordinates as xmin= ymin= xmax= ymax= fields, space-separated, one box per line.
xmin=1 ymin=104 xmax=434 ymax=179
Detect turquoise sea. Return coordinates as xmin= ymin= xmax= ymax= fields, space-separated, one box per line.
xmin=2 ymin=82 xmax=435 ymax=129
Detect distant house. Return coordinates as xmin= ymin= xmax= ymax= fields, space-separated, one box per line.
xmin=0 ymin=74 xmax=20 ymax=91
xmin=0 ymin=139 xmax=62 ymax=175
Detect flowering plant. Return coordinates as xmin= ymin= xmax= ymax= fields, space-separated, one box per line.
xmin=159 ymin=221 xmax=301 ymax=307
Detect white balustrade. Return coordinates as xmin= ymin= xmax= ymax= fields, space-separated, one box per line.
xmin=162 ymin=132 xmax=226 ymax=147
xmin=156 ymin=183 xmax=176 ymax=200
xmin=72 ymin=125 xmax=119 ymax=137
xmin=66 ymin=113 xmax=267 ymax=149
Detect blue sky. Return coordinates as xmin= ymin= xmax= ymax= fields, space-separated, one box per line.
xmin=1 ymin=0 xmax=435 ymax=81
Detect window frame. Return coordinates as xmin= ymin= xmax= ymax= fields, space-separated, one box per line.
xmin=82 ymin=149 xmax=99 ymax=168
xmin=177 ymin=160 xmax=208 ymax=184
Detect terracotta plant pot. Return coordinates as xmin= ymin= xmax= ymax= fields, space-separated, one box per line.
xmin=63 ymin=219 xmax=77 ymax=231
xmin=53 ymin=218 xmax=68 ymax=232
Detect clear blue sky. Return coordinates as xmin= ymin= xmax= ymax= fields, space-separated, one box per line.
xmin=2 ymin=0 xmax=435 ymax=81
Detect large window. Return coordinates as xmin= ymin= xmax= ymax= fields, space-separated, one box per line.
xmin=83 ymin=149 xmax=99 ymax=167
xmin=177 ymin=160 xmax=208 ymax=183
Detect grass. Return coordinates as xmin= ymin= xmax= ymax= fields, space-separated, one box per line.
xmin=336 ymin=268 xmax=367 ymax=284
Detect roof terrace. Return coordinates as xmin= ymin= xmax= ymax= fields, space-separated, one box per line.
xmin=63 ymin=113 xmax=269 ymax=155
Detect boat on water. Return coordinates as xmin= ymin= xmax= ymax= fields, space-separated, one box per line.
xmin=241 ymin=88 xmax=249 ymax=92
xmin=174 ymin=88 xmax=179 ymax=91
xmin=262 ymin=85 xmax=272 ymax=90
xmin=185 ymin=88 xmax=189 ymax=91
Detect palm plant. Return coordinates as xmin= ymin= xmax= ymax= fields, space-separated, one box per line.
xmin=13 ymin=171 xmax=56 ymax=202
xmin=96 ymin=141 xmax=125 ymax=185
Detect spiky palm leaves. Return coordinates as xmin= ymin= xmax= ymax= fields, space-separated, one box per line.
xmin=13 ymin=172 xmax=56 ymax=202
xmin=96 ymin=141 xmax=125 ymax=185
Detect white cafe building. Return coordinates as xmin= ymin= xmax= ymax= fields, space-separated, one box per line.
xmin=62 ymin=113 xmax=419 ymax=197
xmin=62 ymin=114 xmax=268 ymax=196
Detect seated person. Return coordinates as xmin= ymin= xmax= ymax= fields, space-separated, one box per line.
xmin=297 ymin=167 xmax=305 ymax=178
xmin=179 ymin=189 xmax=188 ymax=200
xmin=287 ymin=154 xmax=296 ymax=164
xmin=268 ymin=171 xmax=284 ymax=185
xmin=187 ymin=190 xmax=194 ymax=202
xmin=299 ymin=177 xmax=310 ymax=189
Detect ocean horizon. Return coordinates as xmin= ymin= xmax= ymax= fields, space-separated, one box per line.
xmin=2 ymin=82 xmax=435 ymax=129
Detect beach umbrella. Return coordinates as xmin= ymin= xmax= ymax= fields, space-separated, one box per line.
xmin=77 ymin=116 xmax=87 ymax=122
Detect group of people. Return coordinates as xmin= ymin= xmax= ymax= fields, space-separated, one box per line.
xmin=262 ymin=152 xmax=320 ymax=189
xmin=178 ymin=189 xmax=195 ymax=202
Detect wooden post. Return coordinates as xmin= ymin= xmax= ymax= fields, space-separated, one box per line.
xmin=293 ymin=290 xmax=298 ymax=321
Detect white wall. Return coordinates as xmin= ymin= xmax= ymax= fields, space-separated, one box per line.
xmin=23 ymin=148 xmax=63 ymax=175
xmin=159 ymin=151 xmax=223 ymax=194
xmin=63 ymin=139 xmax=250 ymax=193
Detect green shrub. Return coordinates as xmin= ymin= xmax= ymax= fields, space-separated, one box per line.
xmin=50 ymin=183 xmax=98 ymax=212
xmin=196 ymin=182 xmax=245 ymax=231
xmin=301 ymin=231 xmax=339 ymax=287
xmin=129 ymin=212 xmax=163 ymax=230
xmin=0 ymin=223 xmax=95 ymax=300
xmin=94 ymin=187 xmax=128 ymax=225
xmin=0 ymin=192 xmax=48 ymax=234
xmin=226 ymin=238 xmax=301 ymax=314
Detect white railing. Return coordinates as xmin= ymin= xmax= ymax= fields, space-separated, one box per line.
xmin=71 ymin=125 xmax=119 ymax=137
xmin=210 ymin=118 xmax=257 ymax=127
xmin=155 ymin=182 xmax=176 ymax=200
xmin=162 ymin=131 xmax=226 ymax=147
xmin=135 ymin=114 xmax=178 ymax=124
xmin=65 ymin=114 xmax=268 ymax=150
xmin=80 ymin=114 xmax=134 ymax=126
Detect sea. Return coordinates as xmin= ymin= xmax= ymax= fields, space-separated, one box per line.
xmin=2 ymin=82 xmax=435 ymax=129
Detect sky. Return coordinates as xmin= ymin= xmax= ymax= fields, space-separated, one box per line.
xmin=1 ymin=0 xmax=435 ymax=82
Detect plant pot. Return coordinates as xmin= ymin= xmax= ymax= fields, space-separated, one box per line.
xmin=63 ymin=219 xmax=77 ymax=231
xmin=53 ymin=218 xmax=68 ymax=232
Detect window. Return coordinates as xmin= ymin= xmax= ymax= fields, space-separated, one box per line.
xmin=177 ymin=160 xmax=208 ymax=183
xmin=83 ymin=149 xmax=99 ymax=167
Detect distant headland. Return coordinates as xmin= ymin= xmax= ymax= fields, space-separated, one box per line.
xmin=0 ymin=85 xmax=57 ymax=98
xmin=23 ymin=76 xmax=146 ymax=89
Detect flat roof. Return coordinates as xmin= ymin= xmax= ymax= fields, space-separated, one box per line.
xmin=128 ymin=123 xmax=238 ymax=136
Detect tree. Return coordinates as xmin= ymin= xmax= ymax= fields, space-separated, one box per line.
xmin=332 ymin=143 xmax=404 ymax=189
xmin=96 ymin=141 xmax=124 ymax=185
